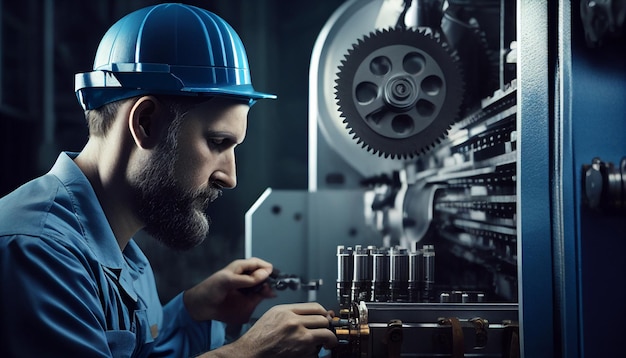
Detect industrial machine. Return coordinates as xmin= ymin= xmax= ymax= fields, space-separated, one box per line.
xmin=246 ymin=0 xmax=626 ymax=356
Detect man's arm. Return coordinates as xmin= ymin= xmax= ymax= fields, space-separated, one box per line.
xmin=0 ymin=236 xmax=117 ymax=357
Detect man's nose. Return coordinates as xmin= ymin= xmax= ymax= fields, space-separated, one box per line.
xmin=211 ymin=152 xmax=237 ymax=189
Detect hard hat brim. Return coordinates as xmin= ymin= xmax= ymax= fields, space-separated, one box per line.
xmin=75 ymin=70 xmax=276 ymax=110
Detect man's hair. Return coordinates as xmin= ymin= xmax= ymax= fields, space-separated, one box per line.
xmin=84 ymin=95 xmax=209 ymax=137
xmin=84 ymin=98 xmax=131 ymax=137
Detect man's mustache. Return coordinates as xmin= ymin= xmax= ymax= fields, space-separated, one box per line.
xmin=207 ymin=187 xmax=223 ymax=203
xmin=194 ymin=185 xmax=223 ymax=208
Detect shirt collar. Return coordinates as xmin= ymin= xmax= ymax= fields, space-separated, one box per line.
xmin=48 ymin=152 xmax=146 ymax=273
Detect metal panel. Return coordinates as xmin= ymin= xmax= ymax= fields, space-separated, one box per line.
xmin=570 ymin=14 xmax=626 ymax=358
xmin=246 ymin=188 xmax=381 ymax=318
xmin=364 ymin=302 xmax=519 ymax=357
xmin=245 ymin=189 xmax=309 ymax=319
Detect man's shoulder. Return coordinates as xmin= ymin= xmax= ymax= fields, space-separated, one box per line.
xmin=0 ymin=174 xmax=82 ymax=241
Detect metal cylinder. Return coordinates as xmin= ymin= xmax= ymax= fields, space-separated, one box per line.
xmin=462 ymin=292 xmax=470 ymax=303
xmin=337 ymin=245 xmax=354 ymax=308
xmin=351 ymin=245 xmax=372 ymax=303
xmin=422 ymin=245 xmax=435 ymax=302
xmin=371 ymin=247 xmax=390 ymax=302
xmin=408 ymin=249 xmax=424 ymax=302
xmin=440 ymin=292 xmax=450 ymax=303
xmin=451 ymin=291 xmax=463 ymax=303
xmin=389 ymin=247 xmax=409 ymax=302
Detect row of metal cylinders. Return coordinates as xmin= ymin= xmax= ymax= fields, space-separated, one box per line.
xmin=336 ymin=244 xmax=435 ymax=305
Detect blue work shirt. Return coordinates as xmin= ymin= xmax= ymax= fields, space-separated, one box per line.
xmin=0 ymin=152 xmax=225 ymax=357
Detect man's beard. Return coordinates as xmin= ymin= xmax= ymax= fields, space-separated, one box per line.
xmin=132 ymin=135 xmax=222 ymax=250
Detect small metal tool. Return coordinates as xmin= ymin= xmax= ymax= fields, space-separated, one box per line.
xmin=239 ymin=269 xmax=302 ymax=295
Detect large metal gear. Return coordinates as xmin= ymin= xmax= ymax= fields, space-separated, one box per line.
xmin=335 ymin=27 xmax=465 ymax=159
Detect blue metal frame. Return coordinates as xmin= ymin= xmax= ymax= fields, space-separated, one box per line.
xmin=554 ymin=2 xmax=580 ymax=357
xmin=517 ymin=1 xmax=556 ymax=356
xmin=545 ymin=1 xmax=626 ymax=356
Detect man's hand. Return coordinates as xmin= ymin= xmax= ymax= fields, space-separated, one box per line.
xmin=183 ymin=257 xmax=275 ymax=324
xmin=208 ymin=302 xmax=339 ymax=358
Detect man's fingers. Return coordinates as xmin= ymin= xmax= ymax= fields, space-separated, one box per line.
xmin=226 ymin=257 xmax=274 ymax=290
xmin=298 ymin=313 xmax=333 ymax=329
xmin=232 ymin=257 xmax=273 ymax=274
xmin=287 ymin=302 xmax=331 ymax=317
xmin=312 ymin=325 xmax=338 ymax=349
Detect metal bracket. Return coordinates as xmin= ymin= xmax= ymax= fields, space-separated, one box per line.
xmin=382 ymin=319 xmax=403 ymax=358
xmin=439 ymin=317 xmax=465 ymax=358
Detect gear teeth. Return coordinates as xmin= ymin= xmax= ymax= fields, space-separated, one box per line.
xmin=334 ymin=26 xmax=465 ymax=159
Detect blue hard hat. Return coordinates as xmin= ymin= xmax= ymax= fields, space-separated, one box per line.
xmin=75 ymin=3 xmax=276 ymax=110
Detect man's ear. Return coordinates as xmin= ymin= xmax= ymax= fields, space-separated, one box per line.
xmin=128 ymin=96 xmax=166 ymax=149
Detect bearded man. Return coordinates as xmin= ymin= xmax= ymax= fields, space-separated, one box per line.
xmin=0 ymin=3 xmax=336 ymax=357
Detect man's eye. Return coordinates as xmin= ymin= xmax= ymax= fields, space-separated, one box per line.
xmin=209 ymin=138 xmax=233 ymax=150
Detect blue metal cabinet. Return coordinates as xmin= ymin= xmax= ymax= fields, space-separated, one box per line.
xmin=534 ymin=1 xmax=626 ymax=357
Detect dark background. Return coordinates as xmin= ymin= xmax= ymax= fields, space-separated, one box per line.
xmin=0 ymin=0 xmax=345 ymax=302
